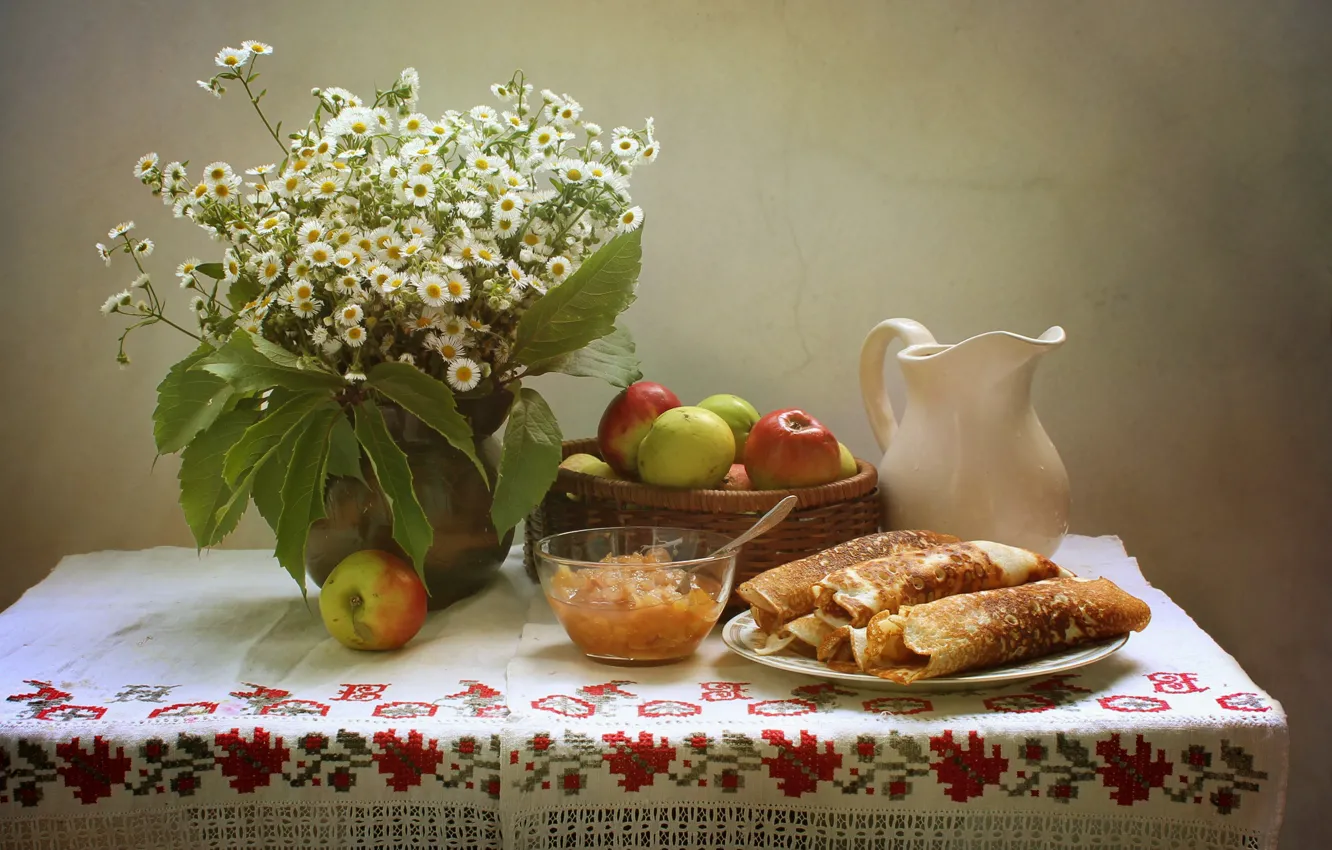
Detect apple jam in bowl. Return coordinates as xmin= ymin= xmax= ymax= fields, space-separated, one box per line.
xmin=535 ymin=527 xmax=738 ymax=665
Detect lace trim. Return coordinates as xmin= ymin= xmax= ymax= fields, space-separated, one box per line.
xmin=504 ymin=805 xmax=1271 ymax=850
xmin=0 ymin=801 xmax=499 ymax=850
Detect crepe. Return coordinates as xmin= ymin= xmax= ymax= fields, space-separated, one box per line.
xmin=812 ymin=540 xmax=1068 ymax=629
xmin=821 ymin=577 xmax=1151 ymax=683
xmin=736 ymin=530 xmax=959 ymax=635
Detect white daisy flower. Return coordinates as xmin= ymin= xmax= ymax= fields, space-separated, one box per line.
xmin=256 ymin=253 xmax=283 ymax=285
xmin=616 ymin=206 xmax=644 ymax=233
xmin=320 ymin=86 xmax=361 ymax=108
xmin=334 ymin=107 xmax=378 ymax=137
xmin=465 ymin=150 xmax=500 ymax=173
xmin=494 ymin=195 xmax=524 ymax=218
xmin=334 ymin=274 xmax=361 ymax=295
xmin=473 ymin=244 xmax=500 ymax=267
xmin=197 ymin=79 xmax=223 ymax=98
xmin=546 ymin=255 xmax=573 ymax=281
xmin=446 ymin=357 xmax=481 ymax=391
xmin=203 ymin=162 xmax=235 ymax=185
xmin=402 ymin=236 xmax=426 ymax=260
xmin=305 ymin=241 xmax=335 ymax=266
xmin=409 ymin=156 xmax=443 ymax=178
xmin=583 ymin=122 xmax=603 ymax=137
xmin=381 ymin=271 xmax=408 ymax=294
xmin=417 ymin=274 xmax=450 ymax=307
xmin=501 ymin=111 xmax=524 ymax=129
xmin=467 ymin=316 xmax=490 ymax=333
xmin=241 ymin=40 xmax=273 ymax=56
xmin=499 ymin=167 xmax=528 ymax=191
xmin=444 ymin=273 xmax=471 ymax=302
xmin=95 ymin=243 xmax=113 ymax=265
xmin=528 ymin=125 xmax=559 ymax=151
xmin=101 ymin=290 xmax=131 ymax=315
xmin=310 ymin=326 xmax=329 ymax=345
xmin=520 ymin=229 xmax=546 ymax=251
xmin=469 ymin=105 xmax=498 ymax=124
xmin=288 ymin=258 xmax=313 ymax=281
xmin=364 ymin=263 xmax=391 ymax=291
xmin=402 ymin=216 xmax=436 ymax=242
xmin=190 ymin=295 xmax=208 ymax=313
xmin=494 ymin=216 xmax=523 ymax=238
xmin=297 ymin=221 xmax=325 ymax=245
xmin=174 ymin=258 xmax=200 ymax=281
xmin=344 ymin=367 xmax=366 ymax=383
xmin=293 ymin=298 xmax=322 ymax=319
xmin=332 ymin=249 xmax=358 ymax=271
xmin=456 ymin=200 xmax=485 ymax=220
xmin=108 ymin=221 xmax=135 ymax=239
xmin=209 ymin=176 xmax=241 ymax=201
xmin=134 ymin=152 xmax=159 ymax=180
xmin=552 ymin=98 xmax=581 ymax=126
xmin=134 ymin=239 xmax=154 ymax=257
xmin=431 ymin=334 xmax=466 ymax=361
xmin=640 ymin=139 xmax=660 ymax=163
xmin=441 ymin=316 xmax=467 ymax=336
xmin=397 ymin=67 xmax=420 ymax=104
xmin=131 ymin=273 xmax=151 ymax=289
xmin=276 ymin=171 xmax=305 ymax=198
xmin=491 ymin=83 xmax=513 ymax=100
xmin=611 ymin=135 xmax=639 ymax=158
xmin=410 ymin=311 xmax=441 ymax=333
xmin=400 ymin=113 xmax=429 ymax=135
xmin=214 ymin=47 xmax=248 ymax=68
xmin=587 ymin=161 xmax=611 ymax=181
xmin=398 ymin=353 xmax=416 ymax=365
xmin=223 ymin=249 xmax=242 ymax=282
xmin=404 ymin=174 xmax=436 ymax=207
xmin=245 ymin=162 xmax=277 ymax=176
xmin=555 ymin=159 xmax=588 ymax=183
xmin=310 ymin=172 xmax=344 ymax=200
xmin=342 ymin=325 xmax=367 ymax=347
xmin=336 ymin=303 xmax=364 ymax=326
xmin=289 ymin=281 xmax=317 ymax=302
xmin=255 ymin=213 xmax=286 ymax=234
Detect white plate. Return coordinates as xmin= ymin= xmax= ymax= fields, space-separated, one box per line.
xmin=721 ymin=611 xmax=1130 ymax=692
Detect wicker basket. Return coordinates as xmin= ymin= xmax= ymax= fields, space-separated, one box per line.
xmin=523 ymin=439 xmax=882 ymax=605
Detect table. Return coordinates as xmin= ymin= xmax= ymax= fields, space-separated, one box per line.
xmin=0 ymin=537 xmax=1287 ymax=849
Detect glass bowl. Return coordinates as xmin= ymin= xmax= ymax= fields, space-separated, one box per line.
xmin=534 ymin=526 xmax=739 ymax=665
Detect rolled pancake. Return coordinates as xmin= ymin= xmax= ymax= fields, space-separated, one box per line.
xmin=813 ymin=540 xmax=1068 ymax=628
xmin=737 ymin=530 xmax=959 ymax=633
xmin=834 ymin=577 xmax=1151 ymax=684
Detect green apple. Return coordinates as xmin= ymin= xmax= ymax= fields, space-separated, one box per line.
xmin=696 ymin=394 xmax=761 ymax=461
xmin=319 ymin=550 xmax=428 ymax=651
xmin=838 ymin=442 xmax=858 ymax=479
xmin=637 ymin=406 xmax=736 ymax=489
xmin=559 ymin=453 xmax=622 ymax=479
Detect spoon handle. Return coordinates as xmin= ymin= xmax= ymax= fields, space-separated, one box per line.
xmin=713 ymin=495 xmax=799 ymax=558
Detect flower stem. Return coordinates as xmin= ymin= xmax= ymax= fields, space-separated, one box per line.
xmin=239 ymin=61 xmax=288 ymax=156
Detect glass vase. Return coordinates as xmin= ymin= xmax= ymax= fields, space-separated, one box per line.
xmin=305 ymin=392 xmax=514 ymax=610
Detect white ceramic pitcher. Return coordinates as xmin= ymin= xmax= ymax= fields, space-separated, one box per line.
xmin=859 ymin=319 xmax=1070 ymax=556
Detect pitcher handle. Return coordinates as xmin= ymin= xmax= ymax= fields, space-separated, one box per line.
xmin=859 ymin=319 xmax=937 ymax=452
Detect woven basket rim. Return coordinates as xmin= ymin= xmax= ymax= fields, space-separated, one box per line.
xmin=554 ymin=438 xmax=878 ymax=511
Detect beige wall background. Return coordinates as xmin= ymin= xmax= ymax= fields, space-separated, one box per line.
xmin=2 ymin=0 xmax=1329 ymax=844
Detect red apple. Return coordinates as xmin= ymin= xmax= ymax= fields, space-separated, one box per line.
xmin=318 ymin=550 xmax=428 ymax=651
xmin=744 ymin=409 xmax=843 ymax=489
xmin=597 ymin=381 xmax=681 ymax=477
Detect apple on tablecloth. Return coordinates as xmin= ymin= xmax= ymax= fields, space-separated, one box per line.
xmin=319 ymin=550 xmax=428 ymax=651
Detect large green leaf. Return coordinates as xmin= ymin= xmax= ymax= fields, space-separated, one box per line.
xmin=195 ymin=331 xmax=344 ymax=394
xmin=226 ymin=276 xmax=263 ymax=312
xmin=509 ymin=228 xmax=642 ymax=366
xmin=223 ymin=393 xmax=333 ymax=485
xmin=354 ymin=400 xmax=433 ymax=581
xmin=273 ymin=405 xmax=339 ymax=594
xmin=194 ymin=262 xmax=225 ymax=280
xmin=490 ymin=386 xmax=563 ymax=537
xmin=523 ymin=325 xmax=642 ymax=388
xmin=153 ymin=343 xmax=235 ymax=454
xmin=251 ymin=452 xmax=286 ymax=535
xmin=365 ymin=361 xmax=485 ymax=485
xmin=178 ymin=406 xmax=259 ymax=548
xmin=326 ymin=411 xmax=365 ymax=482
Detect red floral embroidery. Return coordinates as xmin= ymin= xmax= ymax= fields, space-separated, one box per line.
xmin=638 ymin=700 xmax=701 ymax=718
xmin=984 ymin=694 xmax=1057 ymax=714
xmin=332 ymin=684 xmax=388 ymax=701
xmin=863 ymin=697 xmax=932 ymax=716
xmin=213 ymin=728 xmax=289 ymax=793
xmin=929 ymin=731 xmax=1009 ymax=802
xmin=148 ymin=702 xmax=218 ymax=718
xmin=9 ymin=681 xmax=72 ymax=703
xmin=1147 ymin=673 xmax=1208 ymax=694
xmin=55 ymin=736 xmax=132 ymax=804
xmin=373 ymin=701 xmax=438 ymax=719
xmin=1098 ymin=695 xmax=1171 ymax=713
xmin=258 ymin=699 xmax=329 ymax=716
xmin=531 ymin=695 xmax=596 ymax=718
xmin=601 ymin=732 xmax=676 ymax=792
xmin=372 ymin=729 xmax=444 ymax=791
xmin=761 ymin=730 xmax=842 ymax=798
xmin=700 ymin=682 xmax=750 ymax=701
xmin=1217 ymin=692 xmax=1270 ymax=713
xmin=748 ymin=698 xmax=817 ymax=717
xmin=1095 ymin=734 xmax=1173 ymax=805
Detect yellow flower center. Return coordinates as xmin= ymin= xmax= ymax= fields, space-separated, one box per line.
xmin=426 ymin=284 xmax=442 ymax=299
xmin=264 ymin=263 xmax=278 ymax=278
xmin=566 ymin=169 xmax=582 ymax=181
xmin=312 ymin=249 xmax=329 ymax=263
xmin=442 ymin=345 xmax=457 ymax=358
xmin=448 ymin=281 xmax=464 ymax=295
xmin=497 ymin=220 xmax=513 ymax=231
xmin=350 ymin=121 xmax=369 ymax=134
xmin=387 ymin=246 xmax=403 ymax=260
xmin=551 ymin=262 xmax=566 ymax=276
xmin=622 ymin=212 xmax=635 ymax=224
xmin=475 ymin=157 xmax=490 ymax=170
xmin=500 ymin=198 xmax=516 ymax=211
xmin=456 ymin=366 xmax=474 ymax=382
xmin=478 ymin=249 xmax=494 ymax=261
xmin=320 ymin=180 xmax=337 ymax=194
xmin=284 ymin=177 xmax=299 ymax=191
xmin=344 ymin=308 xmax=357 ymax=320
xmin=522 ymin=233 xmax=539 ymax=246
xmin=413 ymin=183 xmax=429 ymax=197
xmin=296 ymin=284 xmax=314 ymax=299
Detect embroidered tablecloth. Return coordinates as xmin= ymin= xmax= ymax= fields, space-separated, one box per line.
xmin=0 ymin=537 xmax=1287 ymax=849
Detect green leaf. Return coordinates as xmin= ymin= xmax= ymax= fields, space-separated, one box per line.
xmin=178 ymin=406 xmax=259 ymax=548
xmin=251 ymin=451 xmax=286 ymax=535
xmin=510 ymin=228 xmax=642 ymax=366
xmin=354 ymin=399 xmax=433 ymax=581
xmin=365 ymin=361 xmax=486 ymax=485
xmin=195 ymin=331 xmax=344 ymax=394
xmin=523 ymin=325 xmax=642 ymax=388
xmin=153 ymin=343 xmax=234 ymax=454
xmin=490 ymin=387 xmax=563 ymax=537
xmin=326 ymin=411 xmax=364 ymax=482
xmin=223 ymin=393 xmax=333 ymax=485
xmin=226 ymin=276 xmax=263 ymax=312
xmin=194 ymin=262 xmax=225 ymax=280
xmin=273 ymin=405 xmax=339 ymax=595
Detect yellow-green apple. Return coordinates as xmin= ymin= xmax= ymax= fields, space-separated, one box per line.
xmin=597 ymin=381 xmax=681 ymax=477
xmin=744 ymin=409 xmax=843 ymax=489
xmin=637 ymin=406 xmax=736 ymax=488
xmin=319 ymin=550 xmax=428 ymax=651
xmin=559 ymin=453 xmax=622 ymax=479
xmin=838 ymin=442 xmax=858 ymax=479
xmin=696 ymin=394 xmax=761 ymax=460
xmin=722 ymin=462 xmax=753 ymax=490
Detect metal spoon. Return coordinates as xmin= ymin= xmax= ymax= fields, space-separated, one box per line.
xmin=709 ymin=495 xmax=799 ymax=560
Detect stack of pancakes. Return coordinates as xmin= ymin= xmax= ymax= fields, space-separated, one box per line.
xmin=735 ymin=532 xmax=1151 ymax=684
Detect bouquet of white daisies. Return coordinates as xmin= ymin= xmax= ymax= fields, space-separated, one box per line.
xmin=98 ymin=40 xmax=657 ymax=592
